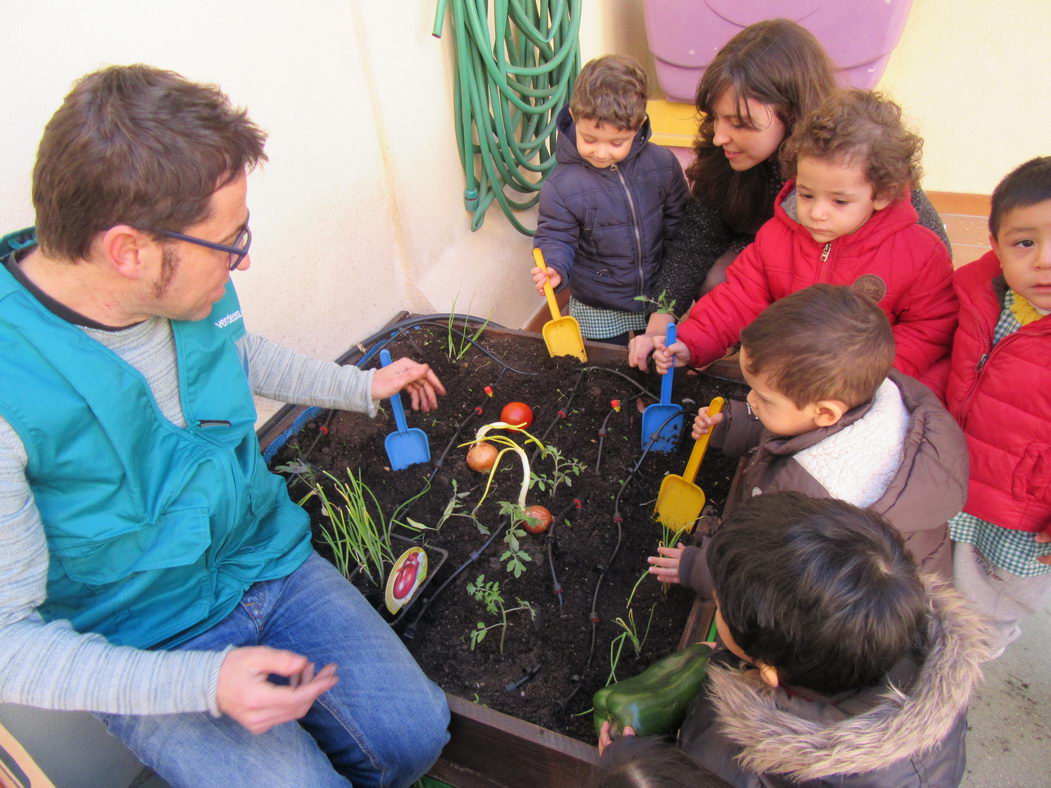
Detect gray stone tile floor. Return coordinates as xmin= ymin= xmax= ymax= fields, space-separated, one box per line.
xmin=962 ymin=602 xmax=1051 ymax=787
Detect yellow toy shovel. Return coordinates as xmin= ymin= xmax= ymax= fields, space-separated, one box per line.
xmin=654 ymin=397 xmax=726 ymax=532
xmin=532 ymin=248 xmax=587 ymax=362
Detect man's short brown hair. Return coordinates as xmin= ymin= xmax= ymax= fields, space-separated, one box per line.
xmin=569 ymin=55 xmax=647 ymax=131
xmin=33 ymin=64 xmax=267 ymax=261
xmin=740 ymin=284 xmax=895 ymax=409
xmin=780 ymin=89 xmax=922 ymax=202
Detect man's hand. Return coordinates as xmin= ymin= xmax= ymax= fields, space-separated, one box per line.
xmin=647 ymin=543 xmax=685 ymax=584
xmin=597 ymin=719 xmax=636 ymax=756
xmin=1036 ymin=529 xmax=1051 ymax=565
xmin=652 ymin=336 xmax=691 ymax=375
xmin=691 ymin=406 xmax=725 ymax=440
xmin=531 ymin=265 xmax=561 ymax=294
xmin=216 ymin=647 xmax=339 ymax=735
xmin=372 ymin=358 xmax=446 ymax=412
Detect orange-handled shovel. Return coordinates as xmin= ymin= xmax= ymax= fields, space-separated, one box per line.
xmin=654 ymin=397 xmax=726 ymax=532
xmin=532 ymin=248 xmax=587 ymax=362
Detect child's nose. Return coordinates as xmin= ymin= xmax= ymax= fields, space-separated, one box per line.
xmin=1038 ymin=243 xmax=1051 ymax=267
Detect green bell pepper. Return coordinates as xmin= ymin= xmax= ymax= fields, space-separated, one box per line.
xmin=593 ymin=643 xmax=712 ymax=738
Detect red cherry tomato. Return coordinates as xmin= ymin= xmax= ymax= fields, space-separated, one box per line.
xmin=467 ymin=442 xmax=498 ymax=472
xmin=393 ymin=554 xmax=420 ymax=599
xmin=522 ymin=505 xmax=553 ymax=534
xmin=500 ymin=401 xmax=534 ymax=430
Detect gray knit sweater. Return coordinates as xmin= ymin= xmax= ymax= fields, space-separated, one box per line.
xmin=0 ymin=318 xmax=376 ymax=716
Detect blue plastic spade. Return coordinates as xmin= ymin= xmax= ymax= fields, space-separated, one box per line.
xmin=379 ymin=349 xmax=431 ymax=470
xmin=641 ymin=323 xmax=685 ymax=453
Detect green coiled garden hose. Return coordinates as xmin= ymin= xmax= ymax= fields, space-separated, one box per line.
xmin=434 ymin=0 xmax=581 ymax=235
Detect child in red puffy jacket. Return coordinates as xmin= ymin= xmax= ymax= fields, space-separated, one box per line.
xmin=941 ymin=157 xmax=1051 ymax=658
xmin=654 ymin=89 xmax=956 ymax=382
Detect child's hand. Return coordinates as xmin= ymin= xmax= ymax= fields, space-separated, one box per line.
xmin=1036 ymin=529 xmax=1051 ymax=565
xmin=652 ymin=336 xmax=691 ymax=375
xmin=691 ymin=407 xmax=725 ymax=440
xmin=597 ymin=719 xmax=636 ymax=756
xmin=531 ymin=265 xmax=561 ymax=295
xmin=647 ymin=543 xmax=684 ymax=584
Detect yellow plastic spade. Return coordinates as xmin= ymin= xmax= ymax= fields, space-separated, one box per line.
xmin=654 ymin=397 xmax=726 ymax=532
xmin=532 ymin=248 xmax=587 ymax=362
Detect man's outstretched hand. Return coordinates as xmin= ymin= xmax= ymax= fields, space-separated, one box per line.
xmin=217 ymin=646 xmax=339 ymax=734
xmin=372 ymin=357 xmax=446 ymax=412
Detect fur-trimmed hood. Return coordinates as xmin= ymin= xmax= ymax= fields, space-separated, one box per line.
xmin=704 ymin=578 xmax=992 ymax=782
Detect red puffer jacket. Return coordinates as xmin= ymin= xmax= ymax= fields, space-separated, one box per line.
xmin=676 ymin=181 xmax=957 ymax=379
xmin=945 ymin=251 xmax=1051 ymax=533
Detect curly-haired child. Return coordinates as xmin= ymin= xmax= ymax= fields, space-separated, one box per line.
xmin=654 ymin=89 xmax=956 ymax=382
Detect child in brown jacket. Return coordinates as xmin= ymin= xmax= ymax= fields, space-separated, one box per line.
xmin=648 ymin=284 xmax=967 ymax=580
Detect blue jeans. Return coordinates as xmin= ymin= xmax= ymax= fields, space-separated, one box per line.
xmin=98 ymin=552 xmax=450 ymax=787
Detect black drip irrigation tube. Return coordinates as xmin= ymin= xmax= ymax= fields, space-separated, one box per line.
xmin=556 ymin=407 xmax=693 ymax=713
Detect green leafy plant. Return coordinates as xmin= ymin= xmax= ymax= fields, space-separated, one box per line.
xmin=273 ymin=457 xmax=318 ymax=491
xmin=606 ymin=571 xmax=656 ymax=685
xmin=302 ymin=469 xmax=394 ymax=587
xmin=530 ymin=445 xmax=585 ymax=498
xmin=401 ymin=479 xmax=479 ymax=534
xmin=466 ymin=574 xmax=536 ymax=653
xmin=497 ymin=502 xmax=534 ymax=577
xmin=446 ymin=298 xmax=490 ymax=362
xmin=633 ymin=289 xmax=676 ymax=315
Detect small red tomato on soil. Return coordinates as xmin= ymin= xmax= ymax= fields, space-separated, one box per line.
xmin=500 ymin=401 xmax=534 ymax=429
xmin=466 ymin=442 xmax=498 ymax=472
xmin=522 ymin=504 xmax=553 ymax=534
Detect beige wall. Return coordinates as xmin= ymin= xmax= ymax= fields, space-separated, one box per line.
xmin=1 ymin=1 xmax=1045 ymax=425
xmin=875 ymin=0 xmax=1050 ymax=195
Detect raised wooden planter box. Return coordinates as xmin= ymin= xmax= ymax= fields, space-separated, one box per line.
xmin=256 ymin=316 xmax=724 ymax=787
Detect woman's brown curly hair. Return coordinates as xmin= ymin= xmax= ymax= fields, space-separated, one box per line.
xmin=780 ymin=89 xmax=923 ymax=202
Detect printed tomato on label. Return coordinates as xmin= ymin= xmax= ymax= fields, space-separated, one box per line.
xmin=500 ymin=401 xmax=533 ymax=429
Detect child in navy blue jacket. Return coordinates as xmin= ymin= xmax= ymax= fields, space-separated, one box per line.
xmin=531 ymin=55 xmax=688 ymax=344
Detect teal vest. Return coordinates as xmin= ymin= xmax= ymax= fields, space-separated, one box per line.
xmin=0 ymin=239 xmax=311 ymax=649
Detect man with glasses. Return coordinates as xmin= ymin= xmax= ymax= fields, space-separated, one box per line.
xmin=0 ymin=65 xmax=449 ymax=786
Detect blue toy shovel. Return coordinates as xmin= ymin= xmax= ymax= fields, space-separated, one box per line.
xmin=379 ymin=349 xmax=431 ymax=470
xmin=640 ymin=323 xmax=685 ymax=453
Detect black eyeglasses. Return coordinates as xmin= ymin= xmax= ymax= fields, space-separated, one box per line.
xmin=152 ymin=214 xmax=252 ymax=270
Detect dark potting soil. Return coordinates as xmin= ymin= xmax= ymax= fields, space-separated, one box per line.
xmin=269 ymin=322 xmax=747 ymax=742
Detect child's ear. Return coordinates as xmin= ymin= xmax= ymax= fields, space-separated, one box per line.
xmin=872 ymin=191 xmax=893 ymax=211
xmin=757 ymin=662 xmax=780 ymax=688
xmin=812 ymin=399 xmax=847 ymax=428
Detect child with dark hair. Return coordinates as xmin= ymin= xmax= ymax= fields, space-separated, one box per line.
xmin=939 ymin=156 xmax=1051 ymax=656
xmin=531 ymin=55 xmax=689 ymax=344
xmin=649 ymin=285 xmax=967 ymax=576
xmin=654 ymin=89 xmax=956 ymax=380
xmin=642 ymin=493 xmax=988 ymax=787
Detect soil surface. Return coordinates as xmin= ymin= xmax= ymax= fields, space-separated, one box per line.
xmin=269 ymin=321 xmax=746 ymax=742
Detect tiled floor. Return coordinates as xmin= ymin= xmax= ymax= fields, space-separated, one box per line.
xmin=929 ymin=191 xmax=993 ymax=268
